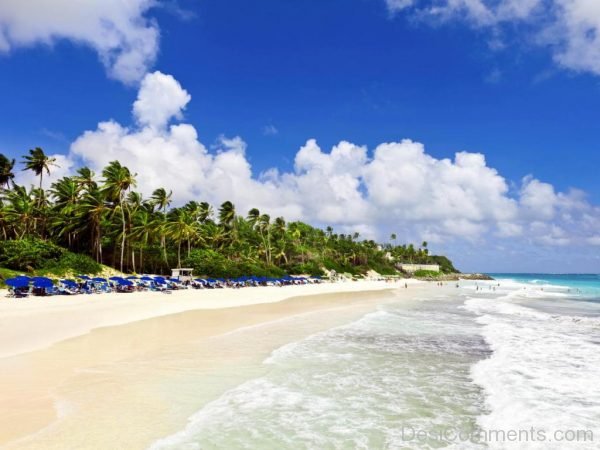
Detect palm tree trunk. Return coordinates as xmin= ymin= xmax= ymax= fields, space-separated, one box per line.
xmin=120 ymin=195 xmax=126 ymax=273
xmin=161 ymin=235 xmax=168 ymax=264
xmin=131 ymin=248 xmax=136 ymax=274
xmin=177 ymin=240 xmax=182 ymax=268
xmin=38 ymin=172 xmax=43 ymax=207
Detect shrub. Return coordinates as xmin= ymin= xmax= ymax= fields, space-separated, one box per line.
xmin=288 ymin=260 xmax=324 ymax=276
xmin=183 ymin=249 xmax=230 ymax=278
xmin=183 ymin=250 xmax=287 ymax=278
xmin=0 ymin=239 xmax=65 ymax=271
xmin=49 ymin=252 xmax=102 ymax=275
xmin=428 ymin=255 xmax=459 ymax=274
xmin=413 ymin=269 xmax=441 ymax=278
xmin=321 ymin=257 xmax=358 ymax=275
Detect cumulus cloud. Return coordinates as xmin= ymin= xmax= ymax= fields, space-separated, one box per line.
xmin=133 ymin=71 xmax=191 ymax=128
xmin=0 ymin=0 xmax=159 ymax=83
xmin=385 ymin=0 xmax=600 ymax=76
xmin=52 ymin=72 xmax=600 ymax=254
xmin=14 ymin=153 xmax=76 ymax=189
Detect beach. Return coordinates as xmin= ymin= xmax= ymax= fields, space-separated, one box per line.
xmin=2 ymin=276 xmax=599 ymax=450
xmin=0 ymin=279 xmax=426 ymax=449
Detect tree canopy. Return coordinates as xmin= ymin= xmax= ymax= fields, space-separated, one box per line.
xmin=0 ymin=152 xmax=456 ymax=277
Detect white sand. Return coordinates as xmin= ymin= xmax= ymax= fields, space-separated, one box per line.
xmin=0 ymin=279 xmax=435 ymax=449
xmin=0 ymin=279 xmax=420 ymax=359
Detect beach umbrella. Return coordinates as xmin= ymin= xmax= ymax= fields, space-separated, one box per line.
xmin=116 ymin=279 xmax=133 ymax=286
xmin=77 ymin=275 xmax=91 ymax=280
xmin=61 ymin=280 xmax=78 ymax=287
xmin=32 ymin=277 xmax=53 ymax=288
xmin=5 ymin=277 xmax=29 ymax=288
xmin=126 ymin=275 xmax=138 ymax=280
xmin=92 ymin=277 xmax=107 ymax=282
xmin=140 ymin=276 xmax=154 ymax=281
xmin=109 ymin=276 xmax=124 ymax=281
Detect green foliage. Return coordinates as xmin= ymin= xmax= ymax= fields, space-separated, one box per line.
xmin=0 ymin=238 xmax=102 ymax=275
xmin=183 ymin=250 xmax=285 ymax=278
xmin=47 ymin=252 xmax=102 ymax=275
xmin=321 ymin=257 xmax=359 ymax=276
xmin=0 ymin=238 xmax=65 ymax=271
xmin=365 ymin=261 xmax=398 ymax=275
xmin=428 ymin=255 xmax=459 ymax=274
xmin=413 ymin=269 xmax=441 ymax=278
xmin=288 ymin=260 xmax=324 ymax=276
xmin=0 ymin=267 xmax=21 ymax=287
xmin=0 ymin=155 xmax=459 ymax=278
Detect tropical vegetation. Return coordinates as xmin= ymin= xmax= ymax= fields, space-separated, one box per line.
xmin=0 ymin=149 xmax=457 ymax=278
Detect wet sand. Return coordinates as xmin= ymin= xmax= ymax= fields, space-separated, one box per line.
xmin=0 ymin=282 xmax=431 ymax=449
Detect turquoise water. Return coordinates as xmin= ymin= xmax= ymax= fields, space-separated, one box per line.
xmin=489 ymin=273 xmax=600 ymax=298
xmin=151 ymin=277 xmax=600 ymax=449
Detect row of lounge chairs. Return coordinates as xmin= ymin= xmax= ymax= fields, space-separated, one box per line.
xmin=4 ymin=274 xmax=323 ymax=298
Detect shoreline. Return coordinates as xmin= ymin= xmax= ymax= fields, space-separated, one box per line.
xmin=0 ymin=282 xmax=433 ymax=449
xmin=0 ymin=279 xmax=421 ymax=360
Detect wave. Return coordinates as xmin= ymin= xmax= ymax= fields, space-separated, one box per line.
xmin=465 ymin=296 xmax=600 ymax=449
xmin=151 ymin=298 xmax=488 ymax=449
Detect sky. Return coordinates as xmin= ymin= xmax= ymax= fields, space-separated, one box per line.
xmin=0 ymin=0 xmax=599 ymax=273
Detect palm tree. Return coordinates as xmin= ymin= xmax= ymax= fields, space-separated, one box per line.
xmin=151 ymin=188 xmax=172 ymax=265
xmin=258 ymin=214 xmax=272 ymax=265
xmin=75 ymin=167 xmax=96 ymax=191
xmin=390 ymin=233 xmax=397 ymax=246
xmin=164 ymin=208 xmax=199 ymax=268
xmin=78 ymin=185 xmax=108 ymax=262
xmin=102 ymin=161 xmax=136 ymax=272
xmin=0 ymin=154 xmax=16 ymax=189
xmin=198 ymin=202 xmax=212 ymax=223
xmin=219 ymin=201 xmax=236 ymax=229
xmin=22 ymin=147 xmax=58 ymax=195
xmin=50 ymin=176 xmax=82 ymax=248
xmin=247 ymin=208 xmax=260 ymax=228
xmin=151 ymin=188 xmax=172 ymax=212
xmin=131 ymin=208 xmax=158 ymax=273
xmin=2 ymin=185 xmax=36 ymax=238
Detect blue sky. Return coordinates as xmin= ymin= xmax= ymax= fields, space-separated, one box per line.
xmin=1 ymin=0 xmax=599 ymax=272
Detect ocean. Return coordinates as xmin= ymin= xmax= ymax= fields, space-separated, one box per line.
xmin=150 ymin=275 xmax=600 ymax=449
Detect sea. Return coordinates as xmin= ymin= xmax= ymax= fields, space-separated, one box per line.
xmin=150 ymin=274 xmax=600 ymax=449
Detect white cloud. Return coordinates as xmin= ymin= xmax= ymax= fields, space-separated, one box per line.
xmin=520 ymin=176 xmax=558 ymax=220
xmin=0 ymin=0 xmax=159 ymax=83
xmin=385 ymin=0 xmax=416 ymax=12
xmin=385 ymin=0 xmax=600 ymax=76
xmin=53 ymin=72 xmax=600 ymax=258
xmin=133 ymin=71 xmax=191 ymax=129
xmin=14 ymin=153 xmax=76 ymax=189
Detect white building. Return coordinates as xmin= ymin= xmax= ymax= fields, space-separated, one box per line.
xmin=398 ymin=264 xmax=440 ymax=273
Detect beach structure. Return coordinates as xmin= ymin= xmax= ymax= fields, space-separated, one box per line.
xmin=171 ymin=268 xmax=194 ymax=282
xmin=398 ymin=263 xmax=440 ymax=273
